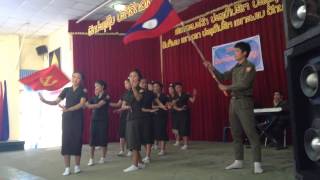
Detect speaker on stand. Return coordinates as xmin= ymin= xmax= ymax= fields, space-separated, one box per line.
xmin=35 ymin=45 xmax=48 ymax=56
xmin=283 ymin=0 xmax=320 ymax=179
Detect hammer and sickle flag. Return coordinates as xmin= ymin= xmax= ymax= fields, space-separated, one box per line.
xmin=19 ymin=65 xmax=69 ymax=91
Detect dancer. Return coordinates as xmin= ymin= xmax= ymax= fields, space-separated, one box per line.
xmin=203 ymin=42 xmax=263 ymax=174
xmin=114 ymin=79 xmax=132 ymax=157
xmin=153 ymin=81 xmax=169 ymax=155
xmin=39 ymin=72 xmax=86 ymax=176
xmin=121 ymin=69 xmax=145 ymax=172
xmin=173 ymin=82 xmax=196 ymax=150
xmin=86 ymin=80 xmax=112 ymax=166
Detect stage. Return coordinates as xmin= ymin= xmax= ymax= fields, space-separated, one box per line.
xmin=0 ymin=141 xmax=24 ymax=152
xmin=0 ymin=141 xmax=293 ymax=180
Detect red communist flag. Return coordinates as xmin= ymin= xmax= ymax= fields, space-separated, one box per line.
xmin=20 ymin=65 xmax=70 ymax=91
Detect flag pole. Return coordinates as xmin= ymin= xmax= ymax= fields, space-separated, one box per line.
xmin=180 ymin=22 xmax=228 ymax=96
xmin=160 ymin=35 xmax=164 ymax=84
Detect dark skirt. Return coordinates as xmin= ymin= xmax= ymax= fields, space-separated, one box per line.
xmin=61 ymin=112 xmax=83 ymax=156
xmin=119 ymin=111 xmax=128 ymax=139
xmin=126 ymin=119 xmax=142 ymax=151
xmin=154 ymin=112 xmax=168 ymax=141
xmin=177 ymin=110 xmax=191 ymax=137
xmin=140 ymin=114 xmax=154 ymax=145
xmin=171 ymin=112 xmax=179 ymax=130
xmin=90 ymin=120 xmax=108 ymax=147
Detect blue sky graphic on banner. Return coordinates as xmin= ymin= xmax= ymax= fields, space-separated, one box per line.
xmin=212 ymin=35 xmax=264 ymax=73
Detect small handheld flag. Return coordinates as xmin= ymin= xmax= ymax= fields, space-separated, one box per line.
xmin=20 ymin=65 xmax=69 ymax=91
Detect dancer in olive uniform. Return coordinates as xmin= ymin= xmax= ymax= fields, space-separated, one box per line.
xmin=203 ymin=42 xmax=263 ymax=174
xmin=173 ymin=82 xmax=196 ymax=150
xmin=86 ymin=80 xmax=112 ymax=166
xmin=39 ymin=72 xmax=86 ymax=176
xmin=153 ymin=81 xmax=169 ymax=155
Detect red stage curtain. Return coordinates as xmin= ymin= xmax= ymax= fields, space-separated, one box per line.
xmin=162 ymin=0 xmax=287 ymax=141
xmin=73 ymin=35 xmax=161 ymax=143
xmin=71 ymin=0 xmax=287 ymax=142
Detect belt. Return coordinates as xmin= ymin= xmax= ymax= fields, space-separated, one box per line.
xmin=231 ymin=96 xmax=252 ymax=100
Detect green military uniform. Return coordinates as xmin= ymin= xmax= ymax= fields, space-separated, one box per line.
xmin=213 ymin=59 xmax=261 ymax=162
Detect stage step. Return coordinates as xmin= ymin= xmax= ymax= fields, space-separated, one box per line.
xmin=0 ymin=141 xmax=25 ymax=152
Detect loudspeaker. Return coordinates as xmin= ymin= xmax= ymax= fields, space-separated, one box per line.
xmin=282 ymin=0 xmax=320 ymax=48
xmin=285 ymin=32 xmax=320 ymax=180
xmin=35 ymin=45 xmax=48 ymax=56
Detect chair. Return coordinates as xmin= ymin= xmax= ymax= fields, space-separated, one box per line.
xmin=264 ymin=128 xmax=287 ymax=148
xmin=223 ymin=126 xmax=231 ymax=142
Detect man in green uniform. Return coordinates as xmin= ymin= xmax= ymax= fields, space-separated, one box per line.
xmin=203 ymin=42 xmax=263 ymax=174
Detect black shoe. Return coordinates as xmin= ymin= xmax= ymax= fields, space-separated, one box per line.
xmin=275 ymin=146 xmax=287 ymax=150
xmin=268 ymin=142 xmax=278 ymax=148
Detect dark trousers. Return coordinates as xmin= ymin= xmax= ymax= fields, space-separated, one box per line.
xmin=229 ymin=98 xmax=261 ymax=162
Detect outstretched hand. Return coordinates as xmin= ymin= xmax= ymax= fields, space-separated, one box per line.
xmin=38 ymin=92 xmax=45 ymax=102
xmin=218 ymin=84 xmax=228 ymax=91
xmin=202 ymin=61 xmax=212 ymax=69
xmin=58 ymin=104 xmax=68 ymax=112
xmin=192 ymin=89 xmax=197 ymax=96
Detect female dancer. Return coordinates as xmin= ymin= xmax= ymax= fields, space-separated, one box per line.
xmin=153 ymin=81 xmax=169 ymax=155
xmin=173 ymin=82 xmax=196 ymax=150
xmin=167 ymin=83 xmax=179 ymax=146
xmin=39 ymin=72 xmax=86 ymax=176
xmin=120 ymin=69 xmax=145 ymax=172
xmin=114 ymin=79 xmax=132 ymax=157
xmin=86 ymin=80 xmax=111 ymax=166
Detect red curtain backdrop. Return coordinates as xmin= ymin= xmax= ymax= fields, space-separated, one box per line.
xmin=162 ymin=0 xmax=287 ymax=141
xmin=72 ymin=34 xmax=161 ymax=143
xmin=70 ymin=0 xmax=287 ymax=142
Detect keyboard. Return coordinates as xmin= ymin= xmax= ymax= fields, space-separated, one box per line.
xmin=254 ymin=107 xmax=282 ymax=113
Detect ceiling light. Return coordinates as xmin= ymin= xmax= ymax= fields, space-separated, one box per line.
xmin=113 ymin=4 xmax=126 ymax=12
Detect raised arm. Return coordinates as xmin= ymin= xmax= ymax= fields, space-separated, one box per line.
xmin=189 ymin=89 xmax=197 ymax=103
xmin=114 ymin=101 xmax=131 ymax=113
xmin=86 ymin=99 xmax=106 ymax=109
xmin=110 ymin=99 xmax=122 ymax=108
xmin=203 ymin=61 xmax=232 ymax=81
xmin=39 ymin=92 xmax=62 ymax=106
xmin=132 ymin=81 xmax=142 ymax=101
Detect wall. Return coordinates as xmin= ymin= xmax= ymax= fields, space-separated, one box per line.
xmin=0 ymin=35 xmax=21 ymax=139
xmin=0 ymin=25 xmax=73 ymax=144
xmin=20 ymin=38 xmax=46 ymax=70
xmin=44 ymin=26 xmax=73 ymax=77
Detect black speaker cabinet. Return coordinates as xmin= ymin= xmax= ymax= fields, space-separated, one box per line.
xmin=283 ymin=0 xmax=320 ymax=48
xmin=285 ymin=33 xmax=320 ymax=180
xmin=35 ymin=45 xmax=48 ymax=56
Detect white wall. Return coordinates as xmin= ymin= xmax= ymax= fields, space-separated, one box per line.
xmin=0 ymin=25 xmax=74 ymax=147
xmin=45 ymin=26 xmax=74 ymax=78
xmin=0 ymin=35 xmax=22 ymax=140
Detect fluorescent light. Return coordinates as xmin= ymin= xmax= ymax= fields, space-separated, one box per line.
xmin=76 ymin=0 xmax=113 ymax=23
xmin=113 ymin=4 xmax=126 ymax=12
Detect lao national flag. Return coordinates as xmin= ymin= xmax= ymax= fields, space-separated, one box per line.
xmin=19 ymin=65 xmax=69 ymax=91
xmin=123 ymin=0 xmax=181 ymax=45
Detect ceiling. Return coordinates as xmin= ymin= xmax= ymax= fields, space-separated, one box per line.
xmin=0 ymin=0 xmax=201 ymax=37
